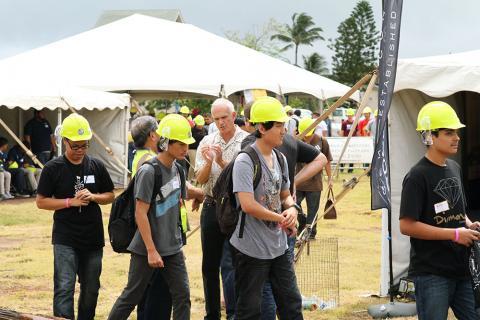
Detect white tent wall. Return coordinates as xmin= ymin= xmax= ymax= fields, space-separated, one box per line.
xmin=379 ymin=89 xmax=464 ymax=296
xmin=0 ymin=106 xmax=128 ymax=187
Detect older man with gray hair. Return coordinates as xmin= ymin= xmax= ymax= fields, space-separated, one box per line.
xmin=195 ymin=98 xmax=248 ymax=320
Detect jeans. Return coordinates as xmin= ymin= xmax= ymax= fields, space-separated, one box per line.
xmin=53 ymin=244 xmax=103 ymax=320
xmin=221 ymin=241 xmax=236 ymax=319
xmin=296 ymin=190 xmax=321 ymax=238
xmin=137 ymin=269 xmax=172 ymax=320
xmin=414 ymin=274 xmax=478 ymax=320
xmin=233 ymin=248 xmax=303 ymax=320
xmin=8 ymin=168 xmax=27 ymax=194
xmin=261 ymin=237 xmax=296 ymax=320
xmin=201 ymin=202 xmax=235 ymax=319
xmin=37 ymin=151 xmax=51 ymax=165
xmin=108 ymin=251 xmax=190 ymax=320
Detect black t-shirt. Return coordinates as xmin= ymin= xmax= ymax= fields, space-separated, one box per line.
xmin=24 ymin=118 xmax=53 ymax=153
xmin=37 ymin=155 xmax=114 ymax=251
xmin=191 ymin=126 xmax=207 ymax=150
xmin=400 ymin=157 xmax=469 ymax=279
xmin=241 ymin=133 xmax=319 ymax=194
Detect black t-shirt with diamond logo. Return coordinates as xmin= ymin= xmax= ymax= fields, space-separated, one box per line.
xmin=400 ymin=157 xmax=469 ymax=279
xmin=37 ymin=155 xmax=114 ymax=251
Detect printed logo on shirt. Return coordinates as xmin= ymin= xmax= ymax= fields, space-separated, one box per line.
xmin=432 ymin=177 xmax=465 ymax=225
xmin=154 ymin=174 xmax=181 ymax=218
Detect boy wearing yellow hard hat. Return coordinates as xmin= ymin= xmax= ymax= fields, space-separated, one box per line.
xmin=230 ymin=97 xmax=303 ymax=318
xmin=399 ymin=101 xmax=480 ymax=319
xmin=109 ymin=114 xmax=196 ymax=320
xmin=36 ymin=113 xmax=115 ymax=319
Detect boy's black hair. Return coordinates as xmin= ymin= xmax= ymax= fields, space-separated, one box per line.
xmin=254 ymin=121 xmax=275 ymax=138
xmin=294 ymin=110 xmax=301 ymax=117
xmin=0 ymin=137 xmax=8 ymax=148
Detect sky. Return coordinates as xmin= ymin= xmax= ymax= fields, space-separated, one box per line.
xmin=1 ymin=0 xmax=479 ymax=69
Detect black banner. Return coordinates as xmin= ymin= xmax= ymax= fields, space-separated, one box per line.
xmin=371 ymin=0 xmax=403 ymax=210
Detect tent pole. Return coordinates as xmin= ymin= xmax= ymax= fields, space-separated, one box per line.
xmin=297 ymin=71 xmax=374 ymax=140
xmin=57 ymin=108 xmax=62 ymax=156
xmin=0 ymin=117 xmax=44 ymax=169
xmin=124 ymin=104 xmax=130 ymax=188
xmin=332 ymin=72 xmax=377 ymax=178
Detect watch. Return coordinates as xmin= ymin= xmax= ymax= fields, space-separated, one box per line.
xmin=287 ymin=203 xmax=302 ymax=214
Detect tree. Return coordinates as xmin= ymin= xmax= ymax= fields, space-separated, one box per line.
xmin=271 ymin=12 xmax=324 ymax=66
xmin=224 ymin=19 xmax=287 ymax=61
xmin=329 ymin=1 xmax=379 ymax=86
xmin=302 ymin=52 xmax=329 ymax=75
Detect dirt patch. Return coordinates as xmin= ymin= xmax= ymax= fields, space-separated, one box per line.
xmin=0 ymin=238 xmax=22 ymax=251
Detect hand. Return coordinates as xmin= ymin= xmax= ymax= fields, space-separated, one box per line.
xmin=75 ymin=189 xmax=95 ymax=202
xmin=280 ymin=207 xmax=297 ymax=230
xmin=469 ymin=221 xmax=480 ymax=231
xmin=191 ymin=198 xmax=201 ymax=212
xmin=70 ymin=197 xmax=90 ymax=207
xmin=456 ymin=227 xmax=480 ymax=247
xmin=211 ymin=145 xmax=224 ymax=166
xmin=201 ymin=145 xmax=215 ymax=163
xmin=147 ymin=249 xmax=164 ymax=268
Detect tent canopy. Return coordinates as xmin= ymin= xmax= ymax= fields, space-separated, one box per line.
xmin=395 ymin=50 xmax=480 ymax=97
xmin=0 ymin=84 xmax=131 ymax=110
xmin=0 ymin=14 xmax=358 ymax=101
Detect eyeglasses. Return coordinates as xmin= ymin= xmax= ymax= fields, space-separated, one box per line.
xmin=66 ymin=139 xmax=90 ymax=151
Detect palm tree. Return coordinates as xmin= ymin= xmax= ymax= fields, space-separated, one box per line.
xmin=303 ymin=53 xmax=329 ymax=75
xmin=271 ymin=12 xmax=324 ymax=66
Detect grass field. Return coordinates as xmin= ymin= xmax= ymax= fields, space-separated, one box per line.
xmin=0 ymin=171 xmax=417 ymax=319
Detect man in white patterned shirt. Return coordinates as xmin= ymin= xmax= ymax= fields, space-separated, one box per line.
xmin=195 ymin=98 xmax=248 ymax=320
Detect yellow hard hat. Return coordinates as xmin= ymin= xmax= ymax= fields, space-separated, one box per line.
xmin=156 ymin=111 xmax=166 ymax=121
xmin=299 ymin=118 xmax=316 ymax=137
xmin=346 ymin=108 xmax=355 ymax=116
xmin=416 ymin=101 xmax=465 ymax=131
xmin=130 ymin=106 xmax=138 ymax=114
xmin=127 ymin=131 xmax=133 ymax=143
xmin=284 ymin=105 xmax=293 ymax=113
xmin=60 ymin=113 xmax=92 ymax=141
xmin=250 ymin=97 xmax=289 ymax=124
xmin=240 ymin=109 xmax=245 ymax=117
xmin=157 ymin=114 xmax=195 ymax=145
xmin=363 ymin=106 xmax=372 ymax=114
xmin=180 ymin=106 xmax=190 ymax=114
xmin=194 ymin=115 xmax=205 ymax=126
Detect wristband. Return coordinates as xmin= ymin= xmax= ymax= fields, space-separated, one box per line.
xmin=454 ymin=228 xmax=459 ymax=242
xmin=65 ymin=198 xmax=71 ymax=209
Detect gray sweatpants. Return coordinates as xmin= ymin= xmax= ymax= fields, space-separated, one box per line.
xmin=108 ymin=251 xmax=190 ymax=320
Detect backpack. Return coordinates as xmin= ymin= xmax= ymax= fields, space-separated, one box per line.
xmin=108 ymin=158 xmax=185 ymax=253
xmin=212 ymin=145 xmax=285 ymax=237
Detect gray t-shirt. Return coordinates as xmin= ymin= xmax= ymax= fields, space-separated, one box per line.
xmin=128 ymin=159 xmax=185 ymax=257
xmin=230 ymin=143 xmax=290 ymax=259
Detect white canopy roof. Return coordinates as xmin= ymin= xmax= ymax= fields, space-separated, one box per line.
xmin=395 ymin=50 xmax=480 ymax=97
xmin=0 ymin=14 xmax=357 ymax=101
xmin=0 ymin=84 xmax=131 ymax=110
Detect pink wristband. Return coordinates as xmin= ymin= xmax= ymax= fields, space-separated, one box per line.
xmin=454 ymin=228 xmax=459 ymax=242
xmin=65 ymin=198 xmax=71 ymax=209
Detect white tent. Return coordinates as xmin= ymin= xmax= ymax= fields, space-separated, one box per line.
xmin=0 ymin=14 xmax=358 ymax=101
xmin=0 ymin=84 xmax=131 ymax=186
xmin=379 ymin=50 xmax=480 ymax=295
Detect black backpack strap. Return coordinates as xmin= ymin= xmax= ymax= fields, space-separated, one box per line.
xmin=143 ymin=159 xmax=163 ymax=203
xmin=243 ymin=146 xmax=262 ymax=189
xmin=237 ymin=146 xmax=263 ymax=238
xmin=272 ymin=148 xmax=287 ymax=185
xmin=174 ymin=161 xmax=186 ymax=200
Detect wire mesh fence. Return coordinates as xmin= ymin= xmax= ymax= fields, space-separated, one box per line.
xmin=295 ymin=237 xmax=339 ymax=310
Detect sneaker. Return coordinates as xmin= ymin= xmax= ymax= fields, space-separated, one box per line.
xmin=0 ymin=194 xmax=5 ymax=201
xmin=16 ymin=193 xmax=30 ymax=198
xmin=4 ymin=193 xmax=14 ymax=199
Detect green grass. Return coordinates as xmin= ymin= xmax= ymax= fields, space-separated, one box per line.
xmin=0 ymin=171 xmax=418 ymax=319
